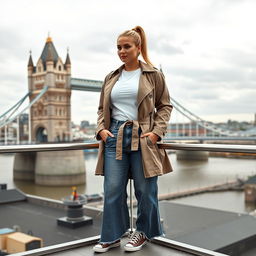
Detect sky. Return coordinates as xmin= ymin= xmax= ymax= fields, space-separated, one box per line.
xmin=0 ymin=0 xmax=255 ymax=125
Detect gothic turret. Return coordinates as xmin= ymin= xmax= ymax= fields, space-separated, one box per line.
xmin=65 ymin=50 xmax=71 ymax=66
xmin=64 ymin=48 xmax=71 ymax=74
xmin=40 ymin=36 xmax=59 ymax=70
xmin=27 ymin=51 xmax=34 ymax=91
xmin=28 ymin=51 xmax=34 ymax=68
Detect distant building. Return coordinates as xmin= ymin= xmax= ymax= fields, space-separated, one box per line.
xmin=19 ymin=113 xmax=29 ymax=140
xmin=0 ymin=123 xmax=17 ymax=144
xmin=80 ymin=120 xmax=90 ymax=129
xmin=168 ymin=122 xmax=210 ymax=136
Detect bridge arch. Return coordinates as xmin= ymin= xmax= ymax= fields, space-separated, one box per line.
xmin=35 ymin=126 xmax=48 ymax=142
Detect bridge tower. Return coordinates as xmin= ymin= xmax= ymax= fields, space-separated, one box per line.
xmin=28 ymin=36 xmax=71 ymax=142
xmin=13 ymin=36 xmax=85 ymax=186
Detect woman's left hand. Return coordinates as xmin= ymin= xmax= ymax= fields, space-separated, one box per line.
xmin=140 ymin=132 xmax=159 ymax=145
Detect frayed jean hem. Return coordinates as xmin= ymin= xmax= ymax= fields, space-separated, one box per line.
xmin=99 ymin=228 xmax=129 ymax=244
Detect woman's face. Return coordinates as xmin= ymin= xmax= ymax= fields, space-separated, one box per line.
xmin=117 ymin=36 xmax=141 ymax=65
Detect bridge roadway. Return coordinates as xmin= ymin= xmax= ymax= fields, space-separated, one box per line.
xmin=71 ymin=77 xmax=102 ymax=92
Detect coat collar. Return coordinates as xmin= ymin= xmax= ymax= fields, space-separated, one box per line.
xmin=104 ymin=60 xmax=157 ymax=123
xmin=109 ymin=60 xmax=157 ymax=79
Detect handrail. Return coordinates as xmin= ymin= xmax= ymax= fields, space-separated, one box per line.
xmin=0 ymin=142 xmax=255 ymax=154
xmin=10 ymin=236 xmax=100 ymax=256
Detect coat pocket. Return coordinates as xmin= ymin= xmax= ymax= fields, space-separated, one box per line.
xmin=146 ymin=136 xmax=154 ymax=147
xmin=140 ymin=137 xmax=163 ymax=176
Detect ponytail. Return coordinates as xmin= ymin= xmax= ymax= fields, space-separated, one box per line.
xmin=118 ymin=26 xmax=154 ymax=67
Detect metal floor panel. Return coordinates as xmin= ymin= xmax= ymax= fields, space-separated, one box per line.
xmin=49 ymin=238 xmax=194 ymax=256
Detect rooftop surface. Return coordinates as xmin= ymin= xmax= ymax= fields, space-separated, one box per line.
xmin=160 ymin=201 xmax=256 ymax=254
xmin=0 ymin=196 xmax=101 ymax=246
xmin=2 ymin=190 xmax=256 ymax=255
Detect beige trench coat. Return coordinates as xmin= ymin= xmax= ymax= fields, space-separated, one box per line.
xmin=95 ymin=61 xmax=173 ymax=178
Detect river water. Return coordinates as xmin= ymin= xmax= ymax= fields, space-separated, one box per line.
xmin=1 ymin=152 xmax=256 ymax=213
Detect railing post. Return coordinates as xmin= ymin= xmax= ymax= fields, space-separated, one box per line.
xmin=28 ymin=109 xmax=32 ymax=144
xmin=17 ymin=116 xmax=20 ymax=145
xmin=129 ymin=179 xmax=134 ymax=235
xmin=5 ymin=125 xmax=7 ymax=145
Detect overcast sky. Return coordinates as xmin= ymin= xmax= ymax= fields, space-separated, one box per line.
xmin=0 ymin=0 xmax=255 ymax=125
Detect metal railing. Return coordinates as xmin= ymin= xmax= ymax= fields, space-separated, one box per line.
xmin=0 ymin=142 xmax=255 ymax=154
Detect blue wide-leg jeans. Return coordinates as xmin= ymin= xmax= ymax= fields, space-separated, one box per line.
xmin=99 ymin=119 xmax=163 ymax=243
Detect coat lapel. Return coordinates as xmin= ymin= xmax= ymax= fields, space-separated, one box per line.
xmin=103 ymin=72 xmax=121 ymax=128
xmin=137 ymin=73 xmax=153 ymax=109
xmin=137 ymin=61 xmax=157 ymax=109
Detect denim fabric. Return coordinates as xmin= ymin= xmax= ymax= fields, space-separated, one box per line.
xmin=99 ymin=118 xmax=163 ymax=243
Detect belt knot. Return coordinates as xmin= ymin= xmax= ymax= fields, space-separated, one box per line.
xmin=115 ymin=120 xmax=139 ymax=160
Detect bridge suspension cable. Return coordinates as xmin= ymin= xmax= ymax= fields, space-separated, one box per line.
xmin=170 ymin=97 xmax=242 ymax=137
xmin=0 ymin=86 xmax=49 ymax=128
xmin=0 ymin=92 xmax=30 ymax=123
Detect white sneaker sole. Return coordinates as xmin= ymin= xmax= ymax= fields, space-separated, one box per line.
xmin=124 ymin=240 xmax=147 ymax=252
xmin=93 ymin=241 xmax=120 ymax=253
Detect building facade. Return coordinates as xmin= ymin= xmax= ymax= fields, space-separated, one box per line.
xmin=28 ymin=36 xmax=71 ymax=142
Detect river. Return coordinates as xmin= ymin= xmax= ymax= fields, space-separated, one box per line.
xmin=1 ymin=152 xmax=256 ymax=212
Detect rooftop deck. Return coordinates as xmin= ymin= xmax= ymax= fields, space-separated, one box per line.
xmin=1 ymin=193 xmax=228 ymax=256
xmin=10 ymin=236 xmax=198 ymax=256
xmin=10 ymin=236 xmax=228 ymax=256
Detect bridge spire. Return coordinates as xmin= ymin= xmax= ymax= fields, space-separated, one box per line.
xmin=27 ymin=50 xmax=34 ymax=67
xmin=40 ymin=34 xmax=59 ymax=67
xmin=46 ymin=32 xmax=52 ymax=43
xmin=65 ymin=47 xmax=71 ymax=66
xmin=46 ymin=44 xmax=54 ymax=62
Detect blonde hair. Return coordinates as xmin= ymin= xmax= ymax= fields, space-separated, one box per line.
xmin=118 ymin=26 xmax=153 ymax=67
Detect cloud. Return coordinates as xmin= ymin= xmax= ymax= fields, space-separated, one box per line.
xmin=221 ymin=48 xmax=256 ymax=69
xmin=0 ymin=27 xmax=25 ymax=61
xmin=150 ymin=37 xmax=184 ymax=55
xmin=170 ymin=66 xmax=246 ymax=84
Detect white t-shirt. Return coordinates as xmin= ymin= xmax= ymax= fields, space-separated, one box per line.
xmin=110 ymin=68 xmax=141 ymax=121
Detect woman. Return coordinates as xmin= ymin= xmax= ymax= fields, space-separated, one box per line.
xmin=93 ymin=26 xmax=173 ymax=253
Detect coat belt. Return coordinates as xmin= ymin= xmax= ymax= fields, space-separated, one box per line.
xmin=115 ymin=120 xmax=149 ymax=160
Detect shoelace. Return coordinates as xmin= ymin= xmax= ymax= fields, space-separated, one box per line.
xmin=129 ymin=232 xmax=144 ymax=244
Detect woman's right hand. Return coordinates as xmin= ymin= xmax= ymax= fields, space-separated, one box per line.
xmin=99 ymin=129 xmax=114 ymax=142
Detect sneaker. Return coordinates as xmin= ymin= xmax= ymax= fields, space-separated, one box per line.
xmin=93 ymin=239 xmax=120 ymax=253
xmin=124 ymin=231 xmax=147 ymax=252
